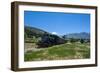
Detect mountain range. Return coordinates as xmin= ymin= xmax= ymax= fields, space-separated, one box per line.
xmin=63 ymin=32 xmax=90 ymax=40
xmin=25 ymin=26 xmax=90 ymax=40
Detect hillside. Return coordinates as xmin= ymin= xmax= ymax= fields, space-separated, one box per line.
xmin=25 ymin=43 xmax=90 ymax=61
xmin=24 ymin=26 xmax=65 ymax=46
xmin=25 ymin=26 xmax=49 ymax=38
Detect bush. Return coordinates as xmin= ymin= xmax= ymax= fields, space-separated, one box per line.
xmin=80 ymin=39 xmax=84 ymax=44
xmin=37 ymin=34 xmax=65 ymax=48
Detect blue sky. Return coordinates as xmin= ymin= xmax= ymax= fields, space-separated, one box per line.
xmin=24 ymin=11 xmax=90 ymax=35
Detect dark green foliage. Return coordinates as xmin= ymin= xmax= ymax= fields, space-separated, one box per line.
xmin=37 ymin=34 xmax=66 ymax=48
xmin=80 ymin=39 xmax=84 ymax=44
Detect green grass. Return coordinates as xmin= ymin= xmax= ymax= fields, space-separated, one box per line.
xmin=24 ymin=43 xmax=90 ymax=61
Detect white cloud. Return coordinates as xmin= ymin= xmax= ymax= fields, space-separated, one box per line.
xmin=51 ymin=32 xmax=58 ymax=35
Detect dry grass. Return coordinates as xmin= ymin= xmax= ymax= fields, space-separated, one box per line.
xmin=24 ymin=43 xmax=90 ymax=61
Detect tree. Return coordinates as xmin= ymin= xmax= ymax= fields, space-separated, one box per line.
xmin=80 ymin=39 xmax=84 ymax=44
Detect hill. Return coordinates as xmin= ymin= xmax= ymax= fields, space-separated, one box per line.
xmin=24 ymin=26 xmax=65 ymax=47
xmin=25 ymin=26 xmax=49 ymax=38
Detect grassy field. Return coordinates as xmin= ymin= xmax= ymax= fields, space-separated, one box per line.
xmin=24 ymin=42 xmax=90 ymax=61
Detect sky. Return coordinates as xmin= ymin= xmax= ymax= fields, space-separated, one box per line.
xmin=24 ymin=11 xmax=90 ymax=35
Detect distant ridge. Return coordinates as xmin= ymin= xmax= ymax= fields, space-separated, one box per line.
xmin=25 ymin=26 xmax=48 ymax=34
xmin=24 ymin=26 xmax=50 ymax=37
xmin=63 ymin=32 xmax=90 ymax=39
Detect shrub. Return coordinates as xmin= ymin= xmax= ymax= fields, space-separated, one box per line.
xmin=80 ymin=39 xmax=84 ymax=44
xmin=37 ymin=34 xmax=65 ymax=48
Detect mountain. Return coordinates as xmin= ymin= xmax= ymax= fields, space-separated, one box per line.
xmin=25 ymin=26 xmax=66 ymax=47
xmin=25 ymin=26 xmax=49 ymax=38
xmin=63 ymin=32 xmax=90 ymax=40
